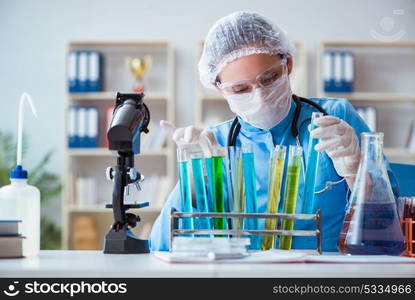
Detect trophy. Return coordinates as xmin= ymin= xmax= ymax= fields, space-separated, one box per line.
xmin=125 ymin=55 xmax=153 ymax=92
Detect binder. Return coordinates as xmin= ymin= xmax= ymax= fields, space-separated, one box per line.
xmin=68 ymin=106 xmax=78 ymax=147
xmin=78 ymin=52 xmax=88 ymax=92
xmin=323 ymin=50 xmax=355 ymax=93
xmin=105 ymin=105 xmax=115 ymax=147
xmin=333 ymin=51 xmax=342 ymax=92
xmin=77 ymin=107 xmax=87 ymax=147
xmin=87 ymin=51 xmax=102 ymax=92
xmin=323 ymin=51 xmax=334 ymax=93
xmin=68 ymin=51 xmax=78 ymax=93
xmin=343 ymin=51 xmax=354 ymax=93
xmin=86 ymin=107 xmax=99 ymax=147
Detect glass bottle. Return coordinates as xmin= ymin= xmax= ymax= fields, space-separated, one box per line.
xmin=338 ymin=132 xmax=406 ymax=255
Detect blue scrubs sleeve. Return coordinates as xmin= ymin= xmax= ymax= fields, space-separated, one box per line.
xmin=150 ymin=182 xmax=181 ymax=251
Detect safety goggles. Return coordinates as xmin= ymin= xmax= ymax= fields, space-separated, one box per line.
xmin=216 ymin=57 xmax=287 ymax=95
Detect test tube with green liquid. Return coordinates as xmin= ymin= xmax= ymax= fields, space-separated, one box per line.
xmin=242 ymin=145 xmax=261 ymax=250
xmin=279 ymin=145 xmax=303 ymax=250
xmin=177 ymin=148 xmax=194 ymax=234
xmin=227 ymin=146 xmax=245 ymax=232
xmin=301 ymin=112 xmax=323 ymax=214
xmin=262 ymin=145 xmax=286 ymax=250
xmin=205 ymin=155 xmax=226 ymax=231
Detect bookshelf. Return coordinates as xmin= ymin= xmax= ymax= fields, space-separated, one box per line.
xmin=62 ymin=41 xmax=175 ymax=249
xmin=195 ymin=41 xmax=307 ymax=126
xmin=316 ymin=41 xmax=415 ymax=165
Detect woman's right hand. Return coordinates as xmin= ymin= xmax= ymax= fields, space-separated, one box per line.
xmin=160 ymin=120 xmax=224 ymax=156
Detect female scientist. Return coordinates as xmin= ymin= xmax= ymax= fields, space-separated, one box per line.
xmin=150 ymin=11 xmax=398 ymax=251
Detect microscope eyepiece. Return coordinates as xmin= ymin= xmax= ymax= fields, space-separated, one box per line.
xmin=107 ymin=93 xmax=150 ymax=153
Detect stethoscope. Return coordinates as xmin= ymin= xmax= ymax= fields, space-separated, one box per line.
xmin=227 ymin=94 xmax=345 ymax=194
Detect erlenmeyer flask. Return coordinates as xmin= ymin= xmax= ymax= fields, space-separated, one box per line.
xmin=338 ymin=132 xmax=406 ymax=255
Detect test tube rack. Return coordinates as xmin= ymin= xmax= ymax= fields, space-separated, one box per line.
xmin=169 ymin=210 xmax=322 ymax=254
xmin=401 ymin=218 xmax=415 ymax=257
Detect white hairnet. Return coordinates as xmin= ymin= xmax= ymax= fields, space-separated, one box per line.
xmin=198 ymin=11 xmax=294 ymax=89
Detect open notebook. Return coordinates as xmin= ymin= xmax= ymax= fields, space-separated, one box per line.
xmin=154 ymin=250 xmax=415 ymax=264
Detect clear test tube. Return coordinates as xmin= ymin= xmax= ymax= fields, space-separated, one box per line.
xmin=301 ymin=111 xmax=324 ymax=214
xmin=279 ymin=145 xmax=303 ymax=250
xmin=227 ymin=146 xmax=245 ymax=232
xmin=189 ymin=151 xmax=212 ymax=231
xmin=242 ymin=144 xmax=261 ymax=250
xmin=262 ymin=145 xmax=287 ymax=250
xmin=177 ymin=148 xmax=194 ymax=234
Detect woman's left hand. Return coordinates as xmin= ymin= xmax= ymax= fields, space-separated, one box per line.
xmin=310 ymin=116 xmax=360 ymax=178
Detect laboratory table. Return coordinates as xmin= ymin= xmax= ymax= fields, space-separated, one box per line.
xmin=0 ymin=251 xmax=414 ymax=278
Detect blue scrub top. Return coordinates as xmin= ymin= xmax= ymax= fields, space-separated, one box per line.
xmin=149 ymin=97 xmax=399 ymax=252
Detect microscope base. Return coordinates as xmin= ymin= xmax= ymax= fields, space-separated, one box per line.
xmin=103 ymin=228 xmax=150 ymax=254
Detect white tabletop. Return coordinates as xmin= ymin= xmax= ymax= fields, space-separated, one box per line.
xmin=0 ymin=251 xmax=414 ymax=278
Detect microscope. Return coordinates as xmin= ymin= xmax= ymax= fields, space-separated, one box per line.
xmin=103 ymin=92 xmax=151 ymax=254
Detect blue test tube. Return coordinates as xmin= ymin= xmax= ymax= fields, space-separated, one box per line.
xmin=190 ymin=152 xmax=212 ymax=231
xmin=242 ymin=144 xmax=261 ymax=250
xmin=301 ymin=112 xmax=324 ymax=214
xmin=177 ymin=148 xmax=194 ymax=235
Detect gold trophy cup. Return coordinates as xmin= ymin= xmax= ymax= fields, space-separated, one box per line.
xmin=125 ymin=55 xmax=153 ymax=92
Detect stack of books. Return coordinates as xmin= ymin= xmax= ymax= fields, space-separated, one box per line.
xmin=0 ymin=220 xmax=24 ymax=258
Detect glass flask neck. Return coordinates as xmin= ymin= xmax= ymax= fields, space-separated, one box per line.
xmin=361 ymin=132 xmax=384 ymax=166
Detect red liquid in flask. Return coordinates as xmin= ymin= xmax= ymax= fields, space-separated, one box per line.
xmin=339 ymin=202 xmax=406 ymax=255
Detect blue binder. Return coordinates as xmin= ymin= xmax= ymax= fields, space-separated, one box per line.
xmin=68 ymin=51 xmax=79 ymax=93
xmin=87 ymin=51 xmax=102 ymax=92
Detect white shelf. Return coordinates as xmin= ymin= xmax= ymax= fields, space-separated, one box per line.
xmin=384 ymin=148 xmax=415 ymax=159
xmin=320 ymin=41 xmax=415 ymax=49
xmin=200 ymin=93 xmax=225 ymax=101
xmin=67 ymin=205 xmax=162 ymax=214
xmin=67 ymin=147 xmax=171 ymax=157
xmin=322 ymin=92 xmax=415 ymax=102
xmin=68 ymin=91 xmax=169 ymax=101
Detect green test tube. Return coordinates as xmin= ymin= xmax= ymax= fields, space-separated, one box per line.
xmin=211 ymin=155 xmax=226 ymax=231
xmin=262 ymin=145 xmax=286 ymax=250
xmin=279 ymin=145 xmax=303 ymax=250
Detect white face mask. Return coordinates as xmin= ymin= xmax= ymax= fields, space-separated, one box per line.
xmin=224 ymin=74 xmax=292 ymax=130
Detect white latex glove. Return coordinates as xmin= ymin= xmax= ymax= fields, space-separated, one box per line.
xmin=160 ymin=120 xmax=225 ymax=157
xmin=310 ymin=116 xmax=360 ymax=178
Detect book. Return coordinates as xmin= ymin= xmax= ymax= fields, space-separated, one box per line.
xmin=0 ymin=220 xmax=21 ymax=236
xmin=0 ymin=236 xmax=24 ymax=258
xmin=76 ymin=177 xmax=98 ymax=206
xmin=406 ymin=120 xmax=415 ymax=151
xmin=0 ymin=220 xmax=24 ymax=258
